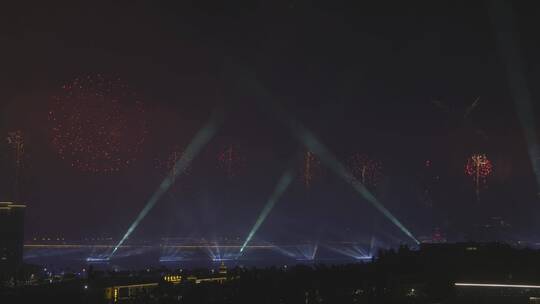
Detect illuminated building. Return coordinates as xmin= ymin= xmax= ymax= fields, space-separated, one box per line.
xmin=0 ymin=202 xmax=26 ymax=280
xmin=194 ymin=276 xmax=227 ymax=284
xmin=186 ymin=263 xmax=228 ymax=284
xmin=104 ymin=282 xmax=159 ymax=303
xmin=163 ymin=274 xmax=182 ymax=284
xmin=218 ymin=261 xmax=228 ymax=275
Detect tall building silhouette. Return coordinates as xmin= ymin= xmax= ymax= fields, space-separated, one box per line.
xmin=0 ymin=202 xmax=26 ymax=280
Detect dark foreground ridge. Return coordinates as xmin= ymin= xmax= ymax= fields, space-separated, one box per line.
xmin=3 ymin=242 xmax=540 ymax=303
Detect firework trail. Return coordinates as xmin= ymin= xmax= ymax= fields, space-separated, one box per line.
xmin=302 ymin=150 xmax=320 ymax=189
xmin=217 ymin=144 xmax=242 ymax=178
xmin=421 ymin=159 xmax=440 ymax=207
xmin=48 ymin=74 xmax=147 ymax=173
xmin=431 ymin=96 xmax=481 ymax=120
xmin=347 ymin=153 xmax=382 ymax=192
xmin=465 ymin=154 xmax=493 ymax=201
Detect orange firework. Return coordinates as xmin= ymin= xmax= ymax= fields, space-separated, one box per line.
xmin=465 ymin=153 xmax=493 ymax=201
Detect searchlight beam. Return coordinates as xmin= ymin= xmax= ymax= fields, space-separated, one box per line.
xmin=234 ymin=72 xmax=419 ymax=244
xmin=240 ymin=169 xmax=295 ymax=253
xmin=490 ymin=1 xmax=540 ymax=196
xmin=110 ymin=111 xmax=223 ymax=258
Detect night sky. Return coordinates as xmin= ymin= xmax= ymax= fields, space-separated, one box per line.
xmin=1 ymin=1 xmax=540 ymax=245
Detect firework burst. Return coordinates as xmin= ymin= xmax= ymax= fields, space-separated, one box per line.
xmin=465 ymin=153 xmax=493 ymax=201
xmin=48 ymin=74 xmax=147 ymax=172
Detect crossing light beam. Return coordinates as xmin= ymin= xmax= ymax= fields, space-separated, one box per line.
xmin=233 ymin=71 xmax=419 ymax=244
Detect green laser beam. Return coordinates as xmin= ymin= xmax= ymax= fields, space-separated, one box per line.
xmin=110 ymin=111 xmax=224 ymax=257
xmin=233 ymin=71 xmax=419 ymax=244
xmin=240 ymin=169 xmax=295 ymax=253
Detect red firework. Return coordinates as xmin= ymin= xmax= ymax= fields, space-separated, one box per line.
xmin=464 ymin=153 xmax=493 ymax=201
xmin=48 ymin=74 xmax=147 ymax=172
xmin=217 ymin=144 xmax=243 ymax=178
xmin=347 ymin=153 xmax=382 ymax=190
xmin=301 ymin=150 xmax=320 ymax=189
